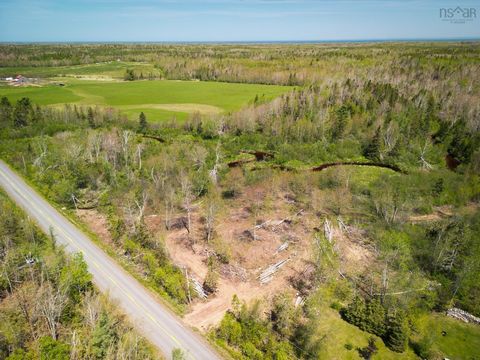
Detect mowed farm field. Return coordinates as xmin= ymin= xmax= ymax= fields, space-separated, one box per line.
xmin=0 ymin=79 xmax=293 ymax=121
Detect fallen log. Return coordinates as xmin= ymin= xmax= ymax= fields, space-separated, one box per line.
xmin=275 ymin=241 xmax=289 ymax=254
xmin=447 ymin=308 xmax=480 ymax=325
xmin=142 ymin=134 xmax=165 ymax=143
xmin=190 ymin=277 xmax=208 ymax=299
xmin=250 ymin=161 xmax=405 ymax=174
xmin=240 ymin=150 xmax=275 ymax=161
xmin=228 ymin=158 xmax=255 ymax=168
xmin=254 ymin=209 xmax=304 ymax=231
xmin=259 ymin=258 xmax=290 ymax=284
xmin=311 ymin=161 xmax=405 ymax=173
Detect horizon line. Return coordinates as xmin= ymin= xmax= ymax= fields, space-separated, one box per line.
xmin=1 ymin=37 xmax=480 ymax=45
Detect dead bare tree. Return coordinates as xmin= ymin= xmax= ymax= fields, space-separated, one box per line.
xmin=37 ymin=283 xmax=68 ymax=339
xmin=190 ymin=144 xmax=208 ymax=170
xmin=82 ymin=291 xmax=102 ymax=329
xmin=135 ymin=143 xmax=144 ymax=170
xmin=15 ymin=283 xmax=40 ymax=340
xmin=164 ymin=184 xmax=176 ymax=230
xmin=87 ymin=131 xmax=102 ymax=163
xmin=116 ymin=332 xmax=141 ymax=360
xmin=33 ymin=136 xmax=48 ymax=170
xmin=124 ymin=190 xmax=148 ymax=233
xmin=324 ymin=218 xmax=333 ymax=244
xmin=102 ymin=130 xmax=120 ymax=170
xmin=380 ymin=265 xmax=389 ymax=304
xmin=121 ymin=130 xmax=133 ymax=168
xmin=209 ymin=142 xmax=222 ymax=185
xmin=205 ymin=189 xmax=220 ymax=243
xmin=134 ymin=190 xmax=148 ymax=225
xmin=418 ymin=140 xmax=433 ymax=170
xmin=383 ymin=121 xmax=399 ymax=157
xmin=180 ymin=173 xmax=194 ymax=238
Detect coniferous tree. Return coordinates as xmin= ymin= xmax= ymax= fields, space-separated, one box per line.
xmin=87 ymin=107 xmax=96 ymax=128
xmin=363 ymin=127 xmax=382 ymax=160
xmin=331 ymin=105 xmax=349 ymax=140
xmin=203 ymin=256 xmax=219 ymax=294
xmin=90 ymin=313 xmax=118 ymax=359
xmin=13 ymin=97 xmax=32 ymax=127
xmin=138 ymin=112 xmax=148 ymax=133
xmin=0 ymin=96 xmax=12 ymax=124
xmin=385 ymin=311 xmax=409 ymax=352
xmin=124 ymin=69 xmax=135 ymax=81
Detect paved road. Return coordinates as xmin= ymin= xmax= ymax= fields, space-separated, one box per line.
xmin=0 ymin=160 xmax=220 ymax=360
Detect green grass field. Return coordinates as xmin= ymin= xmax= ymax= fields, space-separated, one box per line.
xmin=307 ymin=287 xmax=480 ymax=360
xmin=413 ymin=313 xmax=480 ymax=360
xmin=0 ymin=61 xmax=159 ymax=79
xmin=0 ymin=78 xmax=292 ymax=121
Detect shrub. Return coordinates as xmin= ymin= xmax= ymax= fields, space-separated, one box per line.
xmin=39 ymin=336 xmax=70 ymax=360
xmin=90 ymin=313 xmax=118 ymax=359
xmin=411 ymin=337 xmax=434 ymax=359
xmin=217 ymin=312 xmax=242 ymax=345
xmin=357 ymin=337 xmax=378 ymax=360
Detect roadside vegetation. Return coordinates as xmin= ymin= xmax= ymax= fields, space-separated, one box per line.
xmin=0 ymin=42 xmax=479 ymax=359
xmin=0 ymin=190 xmax=158 ymax=359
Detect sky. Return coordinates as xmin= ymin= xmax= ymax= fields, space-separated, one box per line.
xmin=0 ymin=0 xmax=479 ymax=42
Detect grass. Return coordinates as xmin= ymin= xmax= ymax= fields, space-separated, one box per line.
xmin=0 ymin=84 xmax=82 ymax=104
xmin=308 ymin=287 xmax=417 ymax=360
xmin=0 ymin=79 xmax=292 ymax=122
xmin=310 ymin=285 xmax=480 ymax=360
xmin=414 ymin=313 xmax=480 ymax=360
xmin=0 ymin=61 xmax=159 ymax=79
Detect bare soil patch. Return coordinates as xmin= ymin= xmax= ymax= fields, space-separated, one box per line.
xmin=76 ymin=209 xmax=113 ymax=245
xmin=76 ymin=182 xmax=377 ymax=331
xmin=409 ymin=205 xmax=454 ymax=223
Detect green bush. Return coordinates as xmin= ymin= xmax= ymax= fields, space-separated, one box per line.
xmin=90 ymin=313 xmax=118 ymax=359
xmin=342 ymin=297 xmax=409 ymax=352
xmin=39 ymin=337 xmax=70 ymax=360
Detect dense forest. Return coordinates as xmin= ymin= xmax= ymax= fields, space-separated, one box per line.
xmin=0 ymin=43 xmax=479 ymax=359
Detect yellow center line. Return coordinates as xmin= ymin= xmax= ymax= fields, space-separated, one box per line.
xmin=1 ymin=169 xmax=190 ymax=355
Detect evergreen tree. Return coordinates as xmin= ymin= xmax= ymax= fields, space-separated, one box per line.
xmin=342 ymin=295 xmax=366 ymax=326
xmin=364 ymin=299 xmax=386 ymax=337
xmin=342 ymin=297 xmax=386 ymax=338
xmin=331 ymin=105 xmax=350 ymax=140
xmin=124 ymin=69 xmax=135 ymax=81
xmin=138 ymin=111 xmax=148 ymax=133
xmin=363 ymin=127 xmax=382 ymax=160
xmin=32 ymin=104 xmax=43 ymax=123
xmin=385 ymin=311 xmax=409 ymax=352
xmin=203 ymin=256 xmax=219 ymax=294
xmin=87 ymin=107 xmax=96 ymax=128
xmin=0 ymin=96 xmax=12 ymax=124
xmin=90 ymin=313 xmax=118 ymax=359
xmin=270 ymin=293 xmax=295 ymax=338
xmin=13 ymin=97 xmax=32 ymax=127
xmin=447 ymin=119 xmax=478 ymax=164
